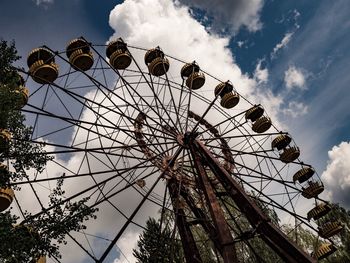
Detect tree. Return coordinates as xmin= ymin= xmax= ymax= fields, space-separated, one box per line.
xmin=0 ymin=39 xmax=98 ymax=262
xmin=281 ymin=223 xmax=318 ymax=254
xmin=0 ymin=179 xmax=98 ymax=262
xmin=281 ymin=203 xmax=350 ymax=262
xmin=321 ymin=203 xmax=350 ymax=262
xmin=214 ymin=191 xmax=283 ymax=263
xmin=133 ymin=217 xmax=184 ymax=263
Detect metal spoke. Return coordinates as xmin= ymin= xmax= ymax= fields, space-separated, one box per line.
xmin=12 ymin=41 xmax=323 ymax=262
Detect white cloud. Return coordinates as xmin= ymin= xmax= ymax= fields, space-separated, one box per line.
xmin=293 ymin=9 xmax=301 ymax=29
xmin=322 ymin=142 xmax=350 ymax=209
xmin=282 ymin=101 xmax=308 ymax=118
xmin=271 ymin=11 xmax=301 ymax=58
xmin=284 ymin=65 xmax=306 ymax=90
xmin=109 ymin=0 xmax=284 ymax=125
xmin=271 ymin=32 xmax=294 ymax=58
xmin=254 ymin=60 xmax=269 ymax=84
xmin=237 ymin=40 xmax=245 ymax=48
xmin=109 ymin=0 xmax=251 ymax=95
xmin=114 ymin=231 xmax=139 ymax=263
xmin=35 ymin=0 xmax=53 ymax=6
xmin=177 ymin=0 xmax=264 ymax=33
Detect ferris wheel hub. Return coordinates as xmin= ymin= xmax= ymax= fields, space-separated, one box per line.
xmin=178 ymin=131 xmax=199 ymax=148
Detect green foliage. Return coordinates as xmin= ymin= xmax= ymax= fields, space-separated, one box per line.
xmin=0 ymin=39 xmax=22 ymax=121
xmin=0 ymin=40 xmax=53 ymax=188
xmin=282 ymin=223 xmax=318 ymax=253
xmin=190 ymin=225 xmax=218 ymax=263
xmin=133 ymin=217 xmax=184 ymax=263
xmin=282 ymin=203 xmax=350 ymax=262
xmin=0 ymin=39 xmax=20 ymax=84
xmin=0 ymin=110 xmax=54 ymax=188
xmin=220 ymin=192 xmax=283 ymax=262
xmin=132 ymin=189 xmax=350 ymax=263
xmin=0 ymin=179 xmax=98 ymax=262
xmin=321 ymin=204 xmax=350 ymax=262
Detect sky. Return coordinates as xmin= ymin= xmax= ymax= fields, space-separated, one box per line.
xmin=1 ymin=0 xmax=350 ymax=262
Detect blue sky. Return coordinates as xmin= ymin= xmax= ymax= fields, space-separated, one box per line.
xmin=1 ymin=0 xmax=350 ymax=261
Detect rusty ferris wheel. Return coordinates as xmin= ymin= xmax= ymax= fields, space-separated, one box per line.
xmin=0 ymin=37 xmax=344 ymax=262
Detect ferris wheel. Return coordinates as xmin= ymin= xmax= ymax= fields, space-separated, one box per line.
xmin=0 ymin=37 xmax=343 ymax=262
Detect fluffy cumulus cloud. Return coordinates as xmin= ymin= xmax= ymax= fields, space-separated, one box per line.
xmin=176 ymin=0 xmax=264 ymax=33
xmin=322 ymin=142 xmax=350 ymax=208
xmin=109 ymin=0 xmax=244 ymax=83
xmin=108 ymin=0 xmax=280 ymax=115
xmin=284 ymin=65 xmax=306 ymax=90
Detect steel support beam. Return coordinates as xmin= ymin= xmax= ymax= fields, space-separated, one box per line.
xmin=193 ymin=139 xmax=316 ymax=263
xmin=168 ymin=178 xmax=203 ymax=263
xmin=178 ymin=186 xmax=224 ymax=256
xmin=189 ymin=144 xmax=239 ymax=263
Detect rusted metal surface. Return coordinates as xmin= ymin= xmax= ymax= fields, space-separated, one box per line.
xmin=193 ymin=139 xmax=317 ymax=263
xmin=179 ymin=185 xmax=224 ymax=256
xmin=168 ymin=178 xmax=203 ymax=263
xmin=189 ymin=144 xmax=238 ymax=263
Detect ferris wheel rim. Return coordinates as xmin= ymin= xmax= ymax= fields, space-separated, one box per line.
xmin=2 ymin=38 xmax=335 ymax=262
